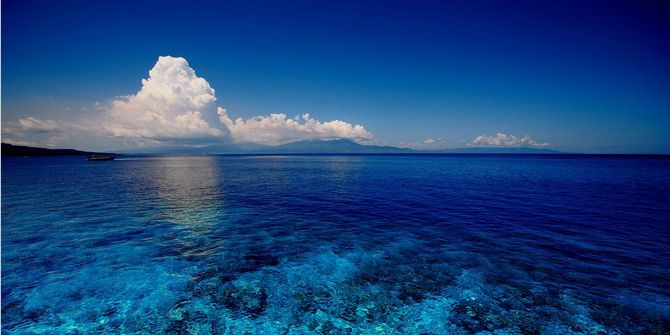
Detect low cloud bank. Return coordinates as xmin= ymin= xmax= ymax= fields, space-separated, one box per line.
xmin=467 ymin=133 xmax=549 ymax=147
xmin=217 ymin=109 xmax=374 ymax=146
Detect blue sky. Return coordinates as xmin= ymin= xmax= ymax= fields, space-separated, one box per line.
xmin=3 ymin=0 xmax=669 ymax=153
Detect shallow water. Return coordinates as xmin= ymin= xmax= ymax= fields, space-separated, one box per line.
xmin=2 ymin=155 xmax=669 ymax=334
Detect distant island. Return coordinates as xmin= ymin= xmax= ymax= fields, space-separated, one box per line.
xmin=2 ymin=140 xmax=563 ymax=156
xmin=1 ymin=143 xmax=114 ymax=157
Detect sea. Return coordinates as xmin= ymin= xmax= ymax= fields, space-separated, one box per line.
xmin=2 ymin=154 xmax=669 ymax=334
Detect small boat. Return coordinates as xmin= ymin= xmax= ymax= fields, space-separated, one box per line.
xmin=87 ymin=154 xmax=116 ymax=161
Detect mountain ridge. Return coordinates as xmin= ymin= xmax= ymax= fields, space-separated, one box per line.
xmin=2 ymin=140 xmax=565 ymax=156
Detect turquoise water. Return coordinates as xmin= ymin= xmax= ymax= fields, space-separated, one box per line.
xmin=2 ymin=155 xmax=669 ymax=334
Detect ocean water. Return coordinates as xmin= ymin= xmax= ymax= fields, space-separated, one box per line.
xmin=2 ymin=154 xmax=669 ymax=335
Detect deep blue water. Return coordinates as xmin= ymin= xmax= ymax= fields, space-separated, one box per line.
xmin=2 ymin=155 xmax=669 ymax=334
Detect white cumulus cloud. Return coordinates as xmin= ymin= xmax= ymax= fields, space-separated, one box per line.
xmin=102 ymin=56 xmax=227 ymax=142
xmin=217 ymin=108 xmax=374 ymax=145
xmin=467 ymin=133 xmax=549 ymax=147
xmin=5 ymin=56 xmax=376 ymax=149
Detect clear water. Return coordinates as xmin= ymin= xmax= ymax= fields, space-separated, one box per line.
xmin=2 ymin=155 xmax=669 ymax=334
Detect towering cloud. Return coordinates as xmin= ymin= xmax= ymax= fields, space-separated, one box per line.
xmin=102 ymin=56 xmax=227 ymax=143
xmin=467 ymin=133 xmax=549 ymax=147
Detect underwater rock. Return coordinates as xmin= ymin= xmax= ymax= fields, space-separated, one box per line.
xmin=168 ymin=298 xmax=191 ymax=320
xmin=449 ymin=299 xmax=499 ymax=333
xmin=192 ymin=276 xmax=222 ymax=298
xmin=215 ymin=281 xmax=268 ymax=316
xmin=22 ymin=308 xmax=45 ymax=324
xmin=396 ymin=282 xmax=426 ymax=303
xmin=293 ymin=285 xmax=333 ymax=315
xmin=516 ymin=312 xmax=542 ymax=335
xmin=164 ymin=319 xmax=190 ymax=335
xmin=319 ymin=320 xmax=336 ymax=334
xmin=243 ymin=253 xmax=280 ymax=267
xmin=168 ymin=306 xmax=188 ymax=322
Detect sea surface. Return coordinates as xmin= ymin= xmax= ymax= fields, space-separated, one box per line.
xmin=2 ymin=154 xmax=669 ymax=334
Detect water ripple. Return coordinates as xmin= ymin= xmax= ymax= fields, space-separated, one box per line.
xmin=2 ymin=155 xmax=669 ymax=334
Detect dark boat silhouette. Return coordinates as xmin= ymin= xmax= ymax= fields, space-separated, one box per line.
xmin=87 ymin=154 xmax=116 ymax=161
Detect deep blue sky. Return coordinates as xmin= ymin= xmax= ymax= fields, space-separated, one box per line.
xmin=3 ymin=0 xmax=669 ymax=152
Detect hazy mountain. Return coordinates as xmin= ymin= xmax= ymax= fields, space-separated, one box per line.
xmin=2 ymin=141 xmax=564 ymax=156
xmin=115 ymin=139 xmax=411 ymax=154
xmin=253 ymin=140 xmax=560 ymax=154
xmin=251 ymin=139 xmax=412 ymax=154
xmin=248 ymin=140 xmax=562 ymax=154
